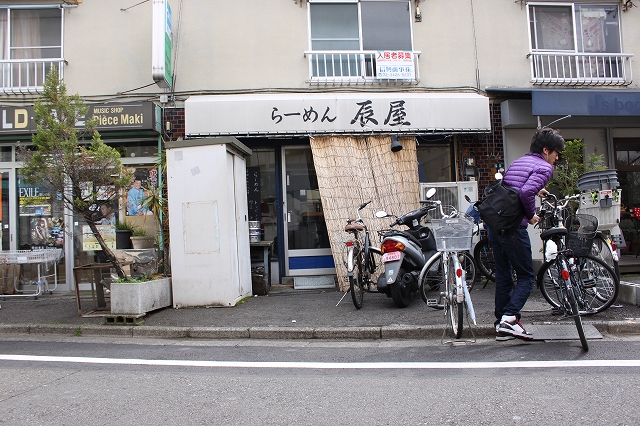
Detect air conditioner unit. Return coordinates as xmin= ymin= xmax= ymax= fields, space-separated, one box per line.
xmin=419 ymin=181 xmax=479 ymax=218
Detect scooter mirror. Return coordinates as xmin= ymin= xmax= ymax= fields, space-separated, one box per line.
xmin=375 ymin=211 xmax=388 ymax=218
xmin=464 ymin=195 xmax=472 ymax=203
xmin=425 ymin=188 xmax=437 ymax=199
xmin=495 ymin=172 xmax=503 ymax=180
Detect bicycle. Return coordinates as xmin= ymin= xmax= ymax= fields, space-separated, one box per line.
xmin=537 ymin=195 xmax=620 ymax=315
xmin=343 ymin=200 xmax=382 ymax=309
xmin=538 ymin=193 xmax=620 ymax=279
xmin=417 ymin=200 xmax=477 ymax=340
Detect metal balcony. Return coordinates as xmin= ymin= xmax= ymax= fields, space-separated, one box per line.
xmin=304 ymin=50 xmax=420 ymax=86
xmin=0 ymin=59 xmax=66 ymax=94
xmin=528 ymin=52 xmax=633 ymax=86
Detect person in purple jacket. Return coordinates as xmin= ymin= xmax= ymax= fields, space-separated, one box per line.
xmin=490 ymin=128 xmax=565 ymax=341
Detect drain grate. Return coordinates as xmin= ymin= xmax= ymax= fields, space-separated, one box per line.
xmin=527 ymin=324 xmax=603 ymax=340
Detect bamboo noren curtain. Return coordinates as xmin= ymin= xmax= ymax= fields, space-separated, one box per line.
xmin=309 ymin=135 xmax=419 ymax=291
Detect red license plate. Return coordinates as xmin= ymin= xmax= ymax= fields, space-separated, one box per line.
xmin=382 ymin=252 xmax=401 ymax=262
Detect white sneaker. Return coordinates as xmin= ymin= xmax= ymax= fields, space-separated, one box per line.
xmin=497 ymin=317 xmax=533 ymax=341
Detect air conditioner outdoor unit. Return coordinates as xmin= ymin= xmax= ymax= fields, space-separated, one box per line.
xmin=419 ymin=181 xmax=479 ymax=218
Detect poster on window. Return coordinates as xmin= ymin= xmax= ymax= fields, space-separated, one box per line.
xmin=376 ymin=51 xmax=415 ymax=79
xmin=125 ymin=167 xmax=157 ymax=216
xmin=30 ymin=217 xmax=64 ymax=248
xmin=19 ymin=184 xmax=52 ymax=217
xmin=82 ymin=224 xmax=116 ymax=251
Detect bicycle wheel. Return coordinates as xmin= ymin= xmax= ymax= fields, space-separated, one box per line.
xmin=447 ymin=254 xmax=464 ymax=339
xmin=473 ymin=238 xmax=495 ymax=281
xmin=538 ymin=254 xmax=618 ymax=314
xmin=458 ymin=251 xmax=476 ymax=291
xmin=419 ymin=253 xmax=445 ymax=308
xmin=572 ymin=254 xmax=618 ymax=313
xmin=565 ymin=280 xmax=589 ymax=352
xmin=349 ymin=248 xmax=364 ymax=309
xmin=591 ymin=233 xmax=620 ymax=279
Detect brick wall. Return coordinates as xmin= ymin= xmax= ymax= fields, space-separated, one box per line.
xmin=458 ymin=101 xmax=504 ymax=192
xmin=162 ymin=108 xmax=185 ymax=141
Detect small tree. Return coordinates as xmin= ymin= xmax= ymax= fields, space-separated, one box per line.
xmin=18 ymin=68 xmax=132 ymax=278
xmin=548 ymin=138 xmax=607 ymax=197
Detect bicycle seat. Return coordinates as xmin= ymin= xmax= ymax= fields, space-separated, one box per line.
xmin=540 ymin=227 xmax=568 ymax=241
xmin=345 ymin=223 xmax=365 ymax=232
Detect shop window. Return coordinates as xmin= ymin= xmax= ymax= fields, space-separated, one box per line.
xmin=17 ymin=175 xmax=66 ymax=286
xmin=308 ymin=1 xmax=413 ymax=78
xmin=246 ymin=149 xmax=278 ymax=250
xmin=0 ymin=7 xmax=63 ymax=90
xmin=614 ymin=138 xmax=640 ymax=253
xmin=416 ymin=141 xmax=453 ymax=183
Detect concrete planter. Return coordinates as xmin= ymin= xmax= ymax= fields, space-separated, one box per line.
xmin=130 ymin=236 xmax=155 ymax=249
xmin=110 ymin=277 xmax=172 ymax=315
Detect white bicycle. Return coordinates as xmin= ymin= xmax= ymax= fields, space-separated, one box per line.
xmin=417 ymin=200 xmax=477 ymax=340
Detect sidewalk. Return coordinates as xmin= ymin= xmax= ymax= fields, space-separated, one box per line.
xmin=1 ymin=276 xmax=640 ymax=340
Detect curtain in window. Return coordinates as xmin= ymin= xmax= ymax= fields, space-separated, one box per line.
xmin=537 ymin=9 xmax=574 ymax=51
xmin=579 ymin=10 xmax=606 ymax=52
xmin=0 ymin=10 xmax=6 ymax=59
xmin=10 ymin=10 xmax=41 ymax=87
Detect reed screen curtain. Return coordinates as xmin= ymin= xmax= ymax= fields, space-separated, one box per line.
xmin=310 ymin=135 xmax=419 ymax=291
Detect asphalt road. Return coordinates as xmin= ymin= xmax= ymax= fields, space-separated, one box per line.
xmin=1 ymin=335 xmax=640 ymax=425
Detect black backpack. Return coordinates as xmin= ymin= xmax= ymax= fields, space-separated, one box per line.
xmin=476 ymin=179 xmax=525 ymax=236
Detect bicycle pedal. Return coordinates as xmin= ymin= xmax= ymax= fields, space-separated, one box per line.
xmin=426 ymin=299 xmax=439 ymax=307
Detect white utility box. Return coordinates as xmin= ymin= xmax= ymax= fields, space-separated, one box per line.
xmin=166 ymin=137 xmax=253 ymax=307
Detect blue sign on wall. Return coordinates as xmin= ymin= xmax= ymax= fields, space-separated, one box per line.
xmin=532 ymin=90 xmax=640 ymax=116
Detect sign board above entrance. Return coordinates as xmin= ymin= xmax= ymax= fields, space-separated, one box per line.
xmin=0 ymin=102 xmax=157 ymax=135
xmin=185 ymin=93 xmax=490 ymax=137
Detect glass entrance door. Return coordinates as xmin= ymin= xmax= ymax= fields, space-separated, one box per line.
xmin=282 ymin=147 xmax=334 ymax=276
xmin=0 ymin=171 xmax=10 ymax=250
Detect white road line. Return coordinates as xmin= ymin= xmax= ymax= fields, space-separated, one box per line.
xmin=1 ymin=354 xmax=640 ymax=369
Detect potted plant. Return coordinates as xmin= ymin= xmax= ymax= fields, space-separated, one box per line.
xmin=115 ymin=220 xmax=136 ymax=249
xmin=110 ymin=274 xmax=172 ymax=315
xmin=130 ymin=227 xmax=156 ymax=249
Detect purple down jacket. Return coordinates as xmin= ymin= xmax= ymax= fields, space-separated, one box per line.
xmin=503 ymin=152 xmax=553 ymax=227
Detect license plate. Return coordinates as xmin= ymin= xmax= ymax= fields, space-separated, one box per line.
xmin=382 ymin=252 xmax=401 ymax=262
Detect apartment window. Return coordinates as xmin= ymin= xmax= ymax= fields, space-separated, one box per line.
xmin=310 ymin=1 xmax=412 ymax=51
xmin=0 ymin=7 xmax=63 ymax=89
xmin=527 ymin=3 xmax=628 ymax=83
xmin=529 ymin=3 xmax=621 ymax=54
xmin=309 ymin=1 xmax=413 ymax=79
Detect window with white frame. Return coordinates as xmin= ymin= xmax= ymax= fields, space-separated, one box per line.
xmin=0 ymin=7 xmax=63 ymax=90
xmin=528 ymin=3 xmax=621 ymax=54
xmin=308 ymin=0 xmax=413 ymax=79
xmin=527 ymin=3 xmax=627 ymax=83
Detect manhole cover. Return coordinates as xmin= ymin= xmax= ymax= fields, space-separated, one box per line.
xmin=527 ymin=324 xmax=603 ymax=340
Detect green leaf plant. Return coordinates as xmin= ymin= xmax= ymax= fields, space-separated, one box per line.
xmin=17 ymin=68 xmax=133 ymax=278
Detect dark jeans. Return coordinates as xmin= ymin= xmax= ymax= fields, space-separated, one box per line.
xmin=487 ymin=226 xmax=535 ymax=325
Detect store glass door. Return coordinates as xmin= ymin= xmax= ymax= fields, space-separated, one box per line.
xmin=282 ymin=147 xmax=334 ymax=276
xmin=1 ymin=170 xmax=10 ymax=250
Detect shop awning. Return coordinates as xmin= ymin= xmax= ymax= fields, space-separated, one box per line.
xmin=185 ymin=93 xmax=490 ymax=137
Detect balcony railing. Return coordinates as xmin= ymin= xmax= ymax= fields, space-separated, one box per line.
xmin=528 ymin=52 xmax=633 ymax=86
xmin=0 ymin=59 xmax=66 ymax=94
xmin=305 ymin=50 xmax=420 ymax=85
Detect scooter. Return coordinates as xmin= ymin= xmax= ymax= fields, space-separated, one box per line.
xmin=375 ymin=188 xmax=440 ymax=308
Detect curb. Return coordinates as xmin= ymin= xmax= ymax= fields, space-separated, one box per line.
xmin=1 ymin=320 xmax=638 ymax=340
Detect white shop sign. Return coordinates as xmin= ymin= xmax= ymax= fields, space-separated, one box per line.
xmin=185 ymin=93 xmax=490 ymax=137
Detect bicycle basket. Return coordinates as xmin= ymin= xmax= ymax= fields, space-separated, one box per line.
xmin=565 ymin=214 xmax=598 ymax=256
xmin=430 ymin=217 xmax=474 ymax=252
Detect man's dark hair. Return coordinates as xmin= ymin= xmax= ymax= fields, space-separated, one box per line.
xmin=530 ymin=128 xmax=565 ymax=154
